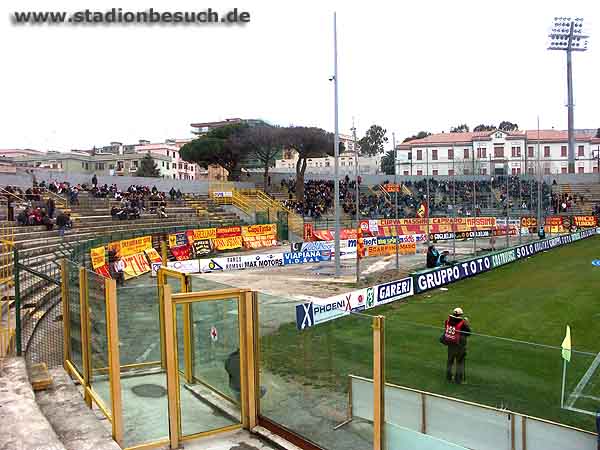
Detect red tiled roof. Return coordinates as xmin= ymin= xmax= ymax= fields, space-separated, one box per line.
xmin=398 ymin=130 xmax=594 ymax=148
xmin=524 ymin=130 xmax=594 ymax=142
xmin=398 ymin=130 xmax=520 ymax=147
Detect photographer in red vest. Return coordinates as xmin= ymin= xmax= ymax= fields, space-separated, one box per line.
xmin=442 ymin=307 xmax=471 ymax=384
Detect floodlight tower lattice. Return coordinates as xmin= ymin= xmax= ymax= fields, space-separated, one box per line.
xmin=547 ymin=17 xmax=590 ymax=174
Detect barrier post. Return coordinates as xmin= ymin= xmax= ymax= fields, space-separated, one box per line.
xmin=60 ymin=259 xmax=71 ymax=367
xmin=161 ymin=240 xmax=168 ymax=267
xmin=13 ymin=248 xmax=21 ymax=356
xmin=373 ymin=315 xmax=385 ymax=450
xmin=163 ymin=285 xmax=180 ymax=449
xmin=105 ymin=278 xmax=123 ymax=445
xmin=79 ymin=267 xmax=92 ymax=408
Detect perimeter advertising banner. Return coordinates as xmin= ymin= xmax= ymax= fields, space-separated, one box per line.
xmin=283 ymin=250 xmax=331 ymax=265
xmin=213 ymin=235 xmax=243 ymax=250
xmin=108 ymin=235 xmax=152 ymax=258
xmin=296 ymin=277 xmax=413 ymax=330
xmin=366 ymin=242 xmax=416 ymax=257
xmin=186 ymin=228 xmax=217 ymax=242
xmin=375 ymin=217 xmax=497 ymax=237
xmin=573 ymin=216 xmax=598 ymax=228
xmin=168 ymin=232 xmax=189 ymax=248
xmin=216 ymin=225 xmax=242 ymax=238
xmin=90 ymin=246 xmax=105 ymax=270
xmin=413 ymin=256 xmax=493 ymax=293
xmin=242 ymin=224 xmax=277 ymax=249
xmin=122 ymin=252 xmax=151 ymax=280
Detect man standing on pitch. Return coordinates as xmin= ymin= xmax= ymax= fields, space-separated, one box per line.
xmin=442 ymin=307 xmax=471 ymax=384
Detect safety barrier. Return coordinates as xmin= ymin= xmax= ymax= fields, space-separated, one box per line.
xmin=349 ymin=375 xmax=597 ymax=450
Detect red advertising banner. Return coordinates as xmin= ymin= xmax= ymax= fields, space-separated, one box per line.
xmin=312 ymin=229 xmax=358 ymax=241
xmin=216 ymin=225 xmax=242 ymax=238
xmin=573 ymin=216 xmax=597 ymax=228
xmin=304 ymin=223 xmax=315 ymax=241
xmin=171 ymin=245 xmax=191 ymax=261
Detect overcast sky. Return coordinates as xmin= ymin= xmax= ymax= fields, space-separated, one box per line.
xmin=1 ymin=0 xmax=598 ymax=151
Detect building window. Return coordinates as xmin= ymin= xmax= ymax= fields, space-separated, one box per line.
xmin=81 ymin=162 xmax=85 ymax=168
xmin=403 ymin=170 xmax=409 ymax=176
xmin=448 ymin=148 xmax=454 ymax=159
xmin=561 ymin=146 xmax=567 ymax=157
xmin=432 ymin=169 xmax=438 ymax=176
xmin=511 ymin=147 xmax=521 ymax=157
xmin=448 ymin=169 xmax=454 ymax=176
xmin=578 ymin=166 xmax=584 ymax=174
xmin=416 ymin=149 xmax=423 ymax=160
xmin=544 ymin=146 xmax=550 ymax=158
xmin=544 ymin=167 xmax=550 ymax=175
xmin=561 ymin=167 xmax=567 ymax=174
xmin=464 ymin=148 xmax=469 ymax=159
xmin=578 ymin=145 xmax=584 ymax=157
xmin=464 ymin=168 xmax=470 ymax=175
xmin=594 ymin=166 xmax=599 ymax=173
xmin=417 ymin=169 xmax=423 ymax=176
xmin=477 ymin=147 xmax=486 ymax=159
xmin=528 ymin=146 xmax=534 ymax=158
xmin=431 ymin=149 xmax=438 ymax=160
xmin=480 ymin=168 xmax=487 ymax=175
xmin=494 ymin=147 xmax=504 ymax=158
xmin=325 ymin=161 xmax=330 ymax=167
xmin=528 ymin=167 xmax=534 ymax=175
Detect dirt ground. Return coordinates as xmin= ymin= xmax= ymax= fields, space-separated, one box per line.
xmin=192 ymin=234 xmax=540 ymax=300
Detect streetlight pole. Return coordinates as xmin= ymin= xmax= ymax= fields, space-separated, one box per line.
xmin=547 ymin=17 xmax=589 ymax=174
xmin=332 ymin=12 xmax=341 ymax=277
xmin=393 ymin=133 xmax=399 ymax=269
xmin=352 ymin=120 xmax=360 ymax=283
xmin=537 ymin=117 xmax=542 ymax=231
xmin=472 ymin=142 xmax=477 ymax=255
xmin=426 ymin=147 xmax=430 ymax=246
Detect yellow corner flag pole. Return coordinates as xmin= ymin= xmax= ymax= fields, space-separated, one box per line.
xmin=560 ymin=325 xmax=571 ymax=408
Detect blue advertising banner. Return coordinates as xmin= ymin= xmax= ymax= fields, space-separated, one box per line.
xmin=284 ymin=250 xmax=332 ymax=265
xmin=414 ymin=256 xmax=493 ymax=293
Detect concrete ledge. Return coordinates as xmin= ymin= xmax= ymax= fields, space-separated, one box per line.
xmin=36 ymin=368 xmax=120 ymax=450
xmin=0 ymin=357 xmax=65 ymax=450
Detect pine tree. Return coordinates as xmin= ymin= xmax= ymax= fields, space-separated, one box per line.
xmin=135 ymin=154 xmax=161 ymax=177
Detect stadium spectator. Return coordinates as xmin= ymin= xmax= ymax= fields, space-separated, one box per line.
xmin=426 ymin=244 xmax=449 ymax=268
xmin=92 ymin=174 xmax=98 ymax=187
xmin=46 ymin=197 xmax=55 ymax=219
xmin=56 ymin=211 xmax=72 ymax=236
xmin=442 ymin=307 xmax=471 ymax=384
xmin=224 ymin=349 xmax=241 ymax=399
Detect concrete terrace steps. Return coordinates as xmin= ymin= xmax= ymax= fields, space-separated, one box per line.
xmin=36 ymin=367 xmax=121 ymax=450
xmin=0 ymin=357 xmax=66 ymax=450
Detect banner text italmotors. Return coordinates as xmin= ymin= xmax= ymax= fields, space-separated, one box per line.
xmin=12 ymin=8 xmax=251 ymax=26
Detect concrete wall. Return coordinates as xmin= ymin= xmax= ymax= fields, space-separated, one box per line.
xmin=249 ymin=171 xmax=600 ymax=186
xmin=0 ymin=170 xmax=255 ymax=193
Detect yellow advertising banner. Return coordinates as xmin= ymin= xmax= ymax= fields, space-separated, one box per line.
xmin=242 ymin=224 xmax=277 ymax=237
xmin=213 ymin=235 xmax=243 ymax=250
xmin=144 ymin=247 xmax=162 ymax=263
xmin=366 ymin=243 xmax=417 ymax=257
xmin=187 ymin=228 xmax=217 ymax=242
xmin=108 ymin=236 xmax=152 ymax=258
xmin=122 ymin=252 xmax=151 ymax=280
xmin=90 ymin=246 xmax=106 ymax=270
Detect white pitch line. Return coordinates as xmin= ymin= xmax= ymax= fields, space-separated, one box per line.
xmin=566 ymin=351 xmax=600 ymax=408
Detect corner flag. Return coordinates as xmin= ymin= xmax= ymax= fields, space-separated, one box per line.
xmin=561 ymin=325 xmax=571 ymax=362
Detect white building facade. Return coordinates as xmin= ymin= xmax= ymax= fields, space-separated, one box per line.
xmin=396 ymin=130 xmax=600 ymax=176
